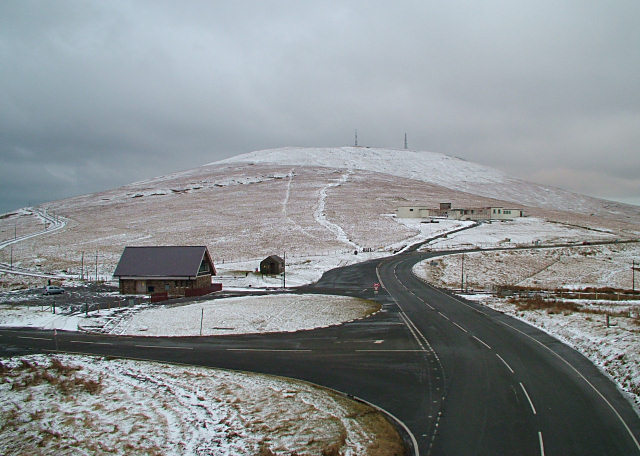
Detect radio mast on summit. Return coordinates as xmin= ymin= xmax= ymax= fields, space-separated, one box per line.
xmin=355 ymin=129 xmax=358 ymax=147
xmin=404 ymin=133 xmax=408 ymax=149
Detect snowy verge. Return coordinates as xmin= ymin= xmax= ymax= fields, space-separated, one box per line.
xmin=0 ymin=294 xmax=380 ymax=337
xmin=421 ymin=217 xmax=618 ymax=251
xmin=0 ymin=354 xmax=404 ymax=455
xmin=111 ymin=294 xmax=379 ymax=336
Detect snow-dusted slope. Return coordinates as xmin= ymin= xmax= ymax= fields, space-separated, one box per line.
xmin=1 ymin=146 xmax=638 ymax=289
xmin=215 ymin=147 xmax=506 ymax=186
xmin=216 ymin=147 xmax=640 ymax=223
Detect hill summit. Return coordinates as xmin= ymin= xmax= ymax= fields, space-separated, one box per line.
xmin=1 ymin=146 xmax=638 ymax=287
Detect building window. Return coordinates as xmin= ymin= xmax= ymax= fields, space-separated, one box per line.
xmin=198 ymin=261 xmax=210 ymax=275
xmin=409 ymin=208 xmax=414 ymax=211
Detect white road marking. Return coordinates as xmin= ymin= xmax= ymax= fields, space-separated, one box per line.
xmin=353 ymin=395 xmax=419 ymax=456
xmin=453 ymin=322 xmax=468 ymax=333
xmin=496 ymin=353 xmax=515 ymax=374
xmin=356 ymin=349 xmax=426 ymax=352
xmin=17 ymin=336 xmax=52 ymax=341
xmin=396 ymin=272 xmax=436 ymax=310
xmin=496 ymin=311 xmax=640 ymax=451
xmin=408 ymin=251 xmax=640 ymax=452
xmin=226 ymin=348 xmax=311 ymax=352
xmin=472 ymin=335 xmax=492 ymax=350
xmin=520 ymin=382 xmax=537 ymax=415
xmin=438 ymin=311 xmax=450 ymax=321
xmin=398 ymin=312 xmax=426 ymax=351
xmin=539 ymin=431 xmax=546 ymax=456
xmin=70 ymin=340 xmax=113 ymax=346
xmin=134 ymin=344 xmax=194 ymax=350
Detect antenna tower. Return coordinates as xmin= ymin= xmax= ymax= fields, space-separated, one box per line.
xmin=404 ymin=133 xmax=408 ymax=149
xmin=355 ymin=129 xmax=358 ymax=147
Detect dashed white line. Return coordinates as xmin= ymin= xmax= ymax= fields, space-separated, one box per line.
xmin=134 ymin=344 xmax=194 ymax=350
xmin=496 ymin=353 xmax=515 ymax=374
xmin=421 ymin=268 xmax=640 ymax=452
xmin=520 ymin=382 xmax=537 ymax=415
xmin=499 ymin=314 xmax=640 ymax=451
xmin=226 ymin=348 xmax=311 ymax=352
xmin=356 ymin=349 xmax=426 ymax=352
xmin=472 ymin=335 xmax=492 ymax=350
xmin=70 ymin=340 xmax=113 ymax=346
xmin=17 ymin=336 xmax=52 ymax=341
xmin=438 ymin=311 xmax=450 ymax=321
xmin=394 ymin=268 xmax=434 ymax=310
xmin=453 ymin=322 xmax=468 ymax=333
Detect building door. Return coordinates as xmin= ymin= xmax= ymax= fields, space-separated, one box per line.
xmin=136 ymin=280 xmax=146 ymax=293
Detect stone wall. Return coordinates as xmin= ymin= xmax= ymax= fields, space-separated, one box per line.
xmin=118 ymin=274 xmax=212 ymax=296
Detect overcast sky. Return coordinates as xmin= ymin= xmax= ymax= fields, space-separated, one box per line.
xmin=1 ymin=1 xmax=639 ymax=213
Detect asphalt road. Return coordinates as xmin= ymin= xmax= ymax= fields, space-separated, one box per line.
xmin=2 ymin=249 xmax=640 ymax=455
xmin=376 ymin=252 xmax=640 ymax=455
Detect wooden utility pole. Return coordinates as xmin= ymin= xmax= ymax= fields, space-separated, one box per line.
xmin=81 ymin=251 xmax=84 ymax=280
xmin=461 ymin=253 xmax=465 ymax=292
xmin=95 ymin=251 xmax=98 ymax=282
xmin=633 ymin=260 xmax=636 ymax=293
xmin=283 ymin=251 xmax=286 ymax=288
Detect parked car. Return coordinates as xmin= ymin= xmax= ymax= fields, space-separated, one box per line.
xmin=43 ymin=285 xmax=64 ymax=295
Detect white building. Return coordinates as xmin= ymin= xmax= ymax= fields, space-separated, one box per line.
xmin=447 ymin=207 xmax=524 ymax=221
xmin=488 ymin=207 xmax=524 ymax=220
xmin=396 ymin=206 xmax=435 ymax=218
xmin=397 ymin=203 xmax=523 ymax=221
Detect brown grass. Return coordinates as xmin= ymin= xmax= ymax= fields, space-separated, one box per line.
xmin=509 ymin=295 xmax=640 ymax=325
xmin=321 ymin=429 xmax=347 ymax=456
xmin=511 ymin=295 xmax=580 ymax=314
xmin=344 ymin=402 xmax=405 ymax=456
xmin=5 ymin=358 xmax=102 ymax=395
xmin=257 ymin=441 xmax=276 ymax=456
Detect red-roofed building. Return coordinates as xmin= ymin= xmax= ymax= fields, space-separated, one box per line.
xmin=113 ymin=246 xmax=218 ymax=296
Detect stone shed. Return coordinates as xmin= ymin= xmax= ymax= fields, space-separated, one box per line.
xmin=260 ymin=255 xmax=285 ymax=275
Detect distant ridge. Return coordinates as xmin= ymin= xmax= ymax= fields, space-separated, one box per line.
xmin=214 ymin=146 xmax=640 ymax=221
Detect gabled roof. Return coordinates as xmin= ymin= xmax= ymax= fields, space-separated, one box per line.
xmin=113 ymin=246 xmax=216 ymax=279
xmin=261 ymin=255 xmax=284 ymax=264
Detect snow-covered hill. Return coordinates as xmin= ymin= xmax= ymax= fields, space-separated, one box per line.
xmin=1 ymin=146 xmax=638 ymax=289
xmin=217 ymin=147 xmax=640 ymax=223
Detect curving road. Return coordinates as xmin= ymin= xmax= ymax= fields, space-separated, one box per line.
xmin=0 ymin=208 xmax=67 ymax=278
xmin=376 ymin=252 xmax=640 ymax=455
xmin=2 ymin=248 xmax=640 ymax=455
